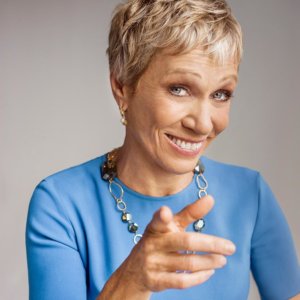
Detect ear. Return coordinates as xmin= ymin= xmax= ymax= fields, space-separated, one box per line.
xmin=110 ymin=73 xmax=129 ymax=110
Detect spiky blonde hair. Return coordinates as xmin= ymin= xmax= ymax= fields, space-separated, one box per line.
xmin=107 ymin=0 xmax=243 ymax=86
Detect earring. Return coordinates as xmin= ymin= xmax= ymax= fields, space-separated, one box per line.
xmin=120 ymin=107 xmax=127 ymax=126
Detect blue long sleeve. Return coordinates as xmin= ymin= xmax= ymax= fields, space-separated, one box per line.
xmin=26 ymin=180 xmax=87 ymax=300
xmin=251 ymin=174 xmax=300 ymax=299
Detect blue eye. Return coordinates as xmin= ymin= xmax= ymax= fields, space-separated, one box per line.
xmin=169 ymin=86 xmax=189 ymax=97
xmin=212 ymin=90 xmax=233 ymax=102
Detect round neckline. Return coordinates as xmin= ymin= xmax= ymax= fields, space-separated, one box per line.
xmin=114 ymin=174 xmax=198 ymax=202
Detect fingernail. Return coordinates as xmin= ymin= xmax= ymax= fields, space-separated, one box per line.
xmin=226 ymin=242 xmax=236 ymax=254
xmin=220 ymin=256 xmax=227 ymax=266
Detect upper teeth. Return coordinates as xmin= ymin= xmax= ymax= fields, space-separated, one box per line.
xmin=169 ymin=135 xmax=202 ymax=151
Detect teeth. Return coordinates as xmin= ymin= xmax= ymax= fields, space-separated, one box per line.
xmin=168 ymin=135 xmax=202 ymax=151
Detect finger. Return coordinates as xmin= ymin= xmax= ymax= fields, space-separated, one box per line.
xmin=163 ymin=232 xmax=236 ymax=255
xmin=146 ymin=206 xmax=178 ymax=234
xmin=174 ymin=195 xmax=214 ymax=229
xmin=154 ymin=269 xmax=215 ymax=291
xmin=164 ymin=253 xmax=227 ymax=273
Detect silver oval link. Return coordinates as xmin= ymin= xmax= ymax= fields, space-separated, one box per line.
xmin=116 ymin=200 xmax=127 ymax=212
xmin=133 ymin=234 xmax=143 ymax=244
xmin=196 ymin=173 xmax=208 ymax=191
xmin=196 ymin=174 xmax=208 ymax=198
xmin=109 ymin=180 xmax=124 ymax=203
xmin=198 ymin=189 xmax=208 ymax=198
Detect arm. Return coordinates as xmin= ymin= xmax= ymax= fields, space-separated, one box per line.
xmin=26 ymin=180 xmax=86 ymax=300
xmin=251 ymin=174 xmax=300 ymax=300
xmin=27 ymin=181 xmax=234 ymax=300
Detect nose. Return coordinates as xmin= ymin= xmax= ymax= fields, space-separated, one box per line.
xmin=182 ymin=101 xmax=213 ymax=135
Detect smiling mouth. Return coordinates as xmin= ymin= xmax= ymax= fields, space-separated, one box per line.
xmin=166 ymin=134 xmax=204 ymax=152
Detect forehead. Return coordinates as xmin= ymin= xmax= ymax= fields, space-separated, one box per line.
xmin=143 ymin=47 xmax=239 ymax=82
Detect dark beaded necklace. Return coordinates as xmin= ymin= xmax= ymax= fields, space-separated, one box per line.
xmin=101 ymin=148 xmax=208 ymax=244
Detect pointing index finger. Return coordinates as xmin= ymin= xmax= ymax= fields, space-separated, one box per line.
xmin=174 ymin=195 xmax=214 ymax=229
xmin=146 ymin=206 xmax=179 ymax=234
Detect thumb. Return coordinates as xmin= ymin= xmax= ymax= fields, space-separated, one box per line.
xmin=146 ymin=206 xmax=178 ymax=234
xmin=174 ymin=195 xmax=214 ymax=230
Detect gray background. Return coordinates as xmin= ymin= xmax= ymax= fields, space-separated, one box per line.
xmin=1 ymin=0 xmax=299 ymax=299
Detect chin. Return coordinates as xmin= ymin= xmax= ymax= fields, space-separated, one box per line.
xmin=158 ymin=154 xmax=202 ymax=176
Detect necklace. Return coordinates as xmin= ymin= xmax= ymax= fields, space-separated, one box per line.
xmin=101 ymin=148 xmax=208 ymax=245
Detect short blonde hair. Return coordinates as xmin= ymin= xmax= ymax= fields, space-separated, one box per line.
xmin=107 ymin=0 xmax=243 ymax=86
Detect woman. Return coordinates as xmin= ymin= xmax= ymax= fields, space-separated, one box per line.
xmin=26 ymin=0 xmax=300 ymax=299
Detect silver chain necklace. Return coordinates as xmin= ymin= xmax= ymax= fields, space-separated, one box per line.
xmin=101 ymin=148 xmax=208 ymax=245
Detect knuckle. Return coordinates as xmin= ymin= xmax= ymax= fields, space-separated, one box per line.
xmin=142 ymin=239 xmax=155 ymax=253
xmin=142 ymin=234 xmax=162 ymax=252
xmin=183 ymin=234 xmax=194 ymax=250
xmin=209 ymin=239 xmax=220 ymax=253
xmin=143 ymin=254 xmax=156 ymax=269
xmin=212 ymin=238 xmax=226 ymax=253
xmin=185 ymin=256 xmax=196 ymax=271
xmin=144 ymin=225 xmax=155 ymax=238
xmin=145 ymin=220 xmax=158 ymax=236
xmin=149 ymin=274 xmax=164 ymax=292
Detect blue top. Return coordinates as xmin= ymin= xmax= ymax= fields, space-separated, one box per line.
xmin=26 ymin=154 xmax=300 ymax=300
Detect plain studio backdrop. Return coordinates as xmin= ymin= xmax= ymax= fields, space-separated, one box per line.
xmin=1 ymin=0 xmax=299 ymax=299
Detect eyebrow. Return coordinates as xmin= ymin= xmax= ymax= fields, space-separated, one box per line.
xmin=165 ymin=68 xmax=238 ymax=83
xmin=165 ymin=68 xmax=202 ymax=79
xmin=220 ymin=74 xmax=238 ymax=83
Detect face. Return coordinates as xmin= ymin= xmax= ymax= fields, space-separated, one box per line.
xmin=116 ymin=48 xmax=238 ymax=176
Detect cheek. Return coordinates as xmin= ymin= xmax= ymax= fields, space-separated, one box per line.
xmin=135 ymin=96 xmax=182 ymax=130
xmin=152 ymin=103 xmax=180 ymax=126
xmin=213 ymin=107 xmax=230 ymax=135
xmin=127 ymin=102 xmax=162 ymax=138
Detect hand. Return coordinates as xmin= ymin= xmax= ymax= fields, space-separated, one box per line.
xmin=118 ymin=195 xmax=236 ymax=293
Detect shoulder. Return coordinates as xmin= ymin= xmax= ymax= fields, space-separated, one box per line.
xmin=29 ymin=154 xmax=107 ymax=215
xmin=201 ymin=155 xmax=260 ymax=186
xmin=27 ymin=154 xmax=109 ymax=244
xmin=200 ymin=156 xmax=263 ymax=218
xmin=33 ymin=154 xmax=108 ymax=201
xmin=42 ymin=155 xmax=105 ymax=188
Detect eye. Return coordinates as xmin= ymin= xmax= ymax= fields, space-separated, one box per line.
xmin=212 ymin=89 xmax=233 ymax=102
xmin=169 ymin=86 xmax=189 ymax=97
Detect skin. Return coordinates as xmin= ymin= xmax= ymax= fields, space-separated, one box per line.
xmin=97 ymin=48 xmax=300 ymax=299
xmin=115 ymin=48 xmax=238 ymax=197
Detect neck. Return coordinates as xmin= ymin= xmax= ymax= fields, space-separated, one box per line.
xmin=116 ymin=144 xmax=194 ymax=197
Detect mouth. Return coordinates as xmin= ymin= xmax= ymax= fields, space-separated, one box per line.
xmin=165 ymin=133 xmax=205 ymax=153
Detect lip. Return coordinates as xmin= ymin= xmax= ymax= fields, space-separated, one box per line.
xmin=164 ymin=133 xmax=205 ymax=157
xmin=165 ymin=133 xmax=206 ymax=144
